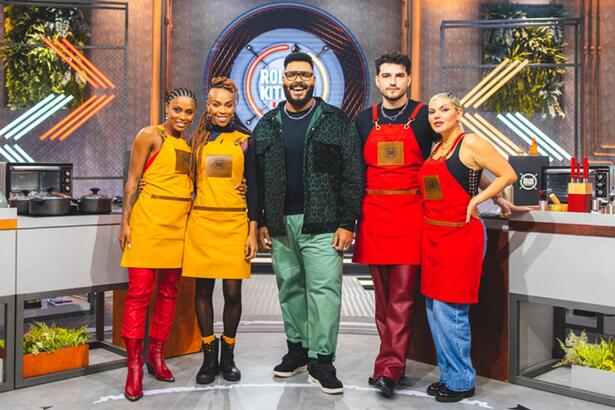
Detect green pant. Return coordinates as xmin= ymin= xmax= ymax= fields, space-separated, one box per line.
xmin=271 ymin=214 xmax=343 ymax=358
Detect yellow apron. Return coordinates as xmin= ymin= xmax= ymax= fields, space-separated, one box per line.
xmin=182 ymin=130 xmax=251 ymax=279
xmin=121 ymin=125 xmax=193 ymax=268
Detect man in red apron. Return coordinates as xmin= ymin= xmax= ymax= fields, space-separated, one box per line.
xmin=353 ymin=52 xmax=438 ymax=398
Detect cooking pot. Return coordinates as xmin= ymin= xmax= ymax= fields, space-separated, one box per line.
xmin=77 ymin=188 xmax=112 ymax=214
xmin=28 ymin=188 xmax=71 ymax=216
xmin=9 ymin=190 xmax=31 ymax=215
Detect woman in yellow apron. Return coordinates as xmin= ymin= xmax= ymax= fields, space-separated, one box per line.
xmin=118 ymin=88 xmax=196 ymax=401
xmin=182 ymin=77 xmax=258 ymax=384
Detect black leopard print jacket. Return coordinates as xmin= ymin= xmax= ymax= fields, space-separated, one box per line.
xmin=254 ymin=98 xmax=364 ymax=236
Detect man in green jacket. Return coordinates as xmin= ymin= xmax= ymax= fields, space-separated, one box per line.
xmin=254 ymin=51 xmax=364 ymax=394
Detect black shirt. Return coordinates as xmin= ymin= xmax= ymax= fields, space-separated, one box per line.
xmin=281 ymin=100 xmax=318 ymax=215
xmin=209 ymin=124 xmax=259 ymax=221
xmin=354 ymin=100 xmax=440 ymax=160
xmin=446 ymin=137 xmax=483 ymax=196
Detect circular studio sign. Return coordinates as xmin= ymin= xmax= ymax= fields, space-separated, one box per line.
xmin=204 ymin=3 xmax=369 ymax=130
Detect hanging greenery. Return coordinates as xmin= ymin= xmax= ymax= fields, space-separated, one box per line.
xmin=480 ymin=4 xmax=567 ymax=118
xmin=1 ymin=5 xmax=90 ymax=110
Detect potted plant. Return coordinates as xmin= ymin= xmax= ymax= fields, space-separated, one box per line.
xmin=556 ymin=330 xmax=615 ymax=397
xmin=0 ymin=339 xmax=5 ymax=359
xmin=22 ymin=322 xmax=90 ymax=378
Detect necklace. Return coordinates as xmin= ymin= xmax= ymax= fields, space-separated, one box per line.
xmin=284 ymin=100 xmax=316 ymax=120
xmin=380 ymin=99 xmax=408 ymax=122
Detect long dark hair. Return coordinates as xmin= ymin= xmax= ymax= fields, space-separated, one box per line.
xmin=190 ymin=77 xmax=239 ymax=179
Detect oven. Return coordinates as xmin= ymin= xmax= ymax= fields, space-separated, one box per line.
xmin=541 ymin=165 xmax=614 ymax=202
xmin=0 ymin=162 xmax=73 ymax=196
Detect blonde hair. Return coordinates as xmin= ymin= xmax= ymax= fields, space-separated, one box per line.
xmin=429 ymin=92 xmax=464 ymax=131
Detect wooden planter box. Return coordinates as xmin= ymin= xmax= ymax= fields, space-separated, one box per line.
xmin=571 ymin=364 xmax=615 ymax=397
xmin=23 ymin=344 xmax=89 ymax=378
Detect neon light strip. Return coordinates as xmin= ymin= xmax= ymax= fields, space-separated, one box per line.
xmin=50 ymin=96 xmax=104 ymax=141
xmin=472 ymin=113 xmax=523 ymax=154
xmin=0 ymin=94 xmax=57 ymax=138
xmin=473 ymin=60 xmax=530 ymax=109
xmin=41 ymin=95 xmax=99 ymax=141
xmin=5 ymin=95 xmax=66 ymax=139
xmin=460 ymin=118 xmax=509 ymax=158
xmin=306 ymin=51 xmax=330 ymax=101
xmin=497 ymin=114 xmax=551 ymax=159
xmin=461 ymin=59 xmax=510 ymax=106
xmin=51 ymin=38 xmax=104 ymax=89
xmin=464 ymin=60 xmax=520 ymax=107
xmin=13 ymin=144 xmax=35 ymax=163
xmin=504 ymin=113 xmax=563 ymax=161
xmin=244 ymin=45 xmax=289 ymax=118
xmin=13 ymin=95 xmax=74 ymax=141
xmin=0 ymin=146 xmax=17 ymax=161
xmin=42 ymin=38 xmax=97 ymax=88
xmin=462 ymin=114 xmax=516 ymax=156
xmin=512 ymin=113 xmax=572 ymax=160
xmin=59 ymin=95 xmax=115 ymax=141
xmin=60 ymin=37 xmax=116 ymax=89
xmin=4 ymin=145 xmax=24 ymax=162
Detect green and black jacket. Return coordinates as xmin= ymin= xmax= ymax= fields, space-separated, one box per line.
xmin=253 ymin=98 xmax=364 ymax=236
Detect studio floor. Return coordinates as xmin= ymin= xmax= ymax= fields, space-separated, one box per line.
xmin=0 ymin=331 xmax=610 ymax=410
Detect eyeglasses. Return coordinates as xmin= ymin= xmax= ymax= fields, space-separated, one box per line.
xmin=284 ymin=71 xmax=314 ymax=81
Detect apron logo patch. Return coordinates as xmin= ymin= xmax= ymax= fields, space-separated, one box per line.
xmin=423 ymin=175 xmax=443 ymax=200
xmin=206 ymin=154 xmax=233 ymax=178
xmin=175 ymin=149 xmax=191 ymax=174
xmin=377 ymin=141 xmax=404 ymax=165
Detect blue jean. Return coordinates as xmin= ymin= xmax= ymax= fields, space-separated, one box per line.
xmin=425 ymin=298 xmax=476 ymax=391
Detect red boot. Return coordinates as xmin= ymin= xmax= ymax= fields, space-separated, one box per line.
xmin=123 ymin=337 xmax=144 ymax=401
xmin=145 ymin=337 xmax=175 ymax=382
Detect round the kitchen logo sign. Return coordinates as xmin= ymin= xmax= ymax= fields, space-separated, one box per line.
xmin=204 ymin=3 xmax=369 ymax=130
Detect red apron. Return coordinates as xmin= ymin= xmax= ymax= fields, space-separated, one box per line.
xmin=353 ymin=103 xmax=424 ymax=265
xmin=418 ymin=132 xmax=484 ymax=304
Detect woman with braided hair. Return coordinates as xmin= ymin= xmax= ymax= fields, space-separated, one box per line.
xmin=182 ymin=77 xmax=259 ymax=384
xmin=119 ymin=87 xmax=197 ymax=401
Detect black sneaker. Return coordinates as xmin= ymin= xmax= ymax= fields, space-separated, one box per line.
xmin=307 ymin=354 xmax=343 ymax=394
xmin=273 ymin=340 xmax=309 ymax=377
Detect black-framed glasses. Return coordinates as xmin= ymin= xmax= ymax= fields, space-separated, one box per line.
xmin=284 ymin=71 xmax=314 ymax=81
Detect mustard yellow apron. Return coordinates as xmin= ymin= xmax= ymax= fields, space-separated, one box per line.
xmin=121 ymin=126 xmax=193 ymax=268
xmin=182 ymin=130 xmax=251 ymax=279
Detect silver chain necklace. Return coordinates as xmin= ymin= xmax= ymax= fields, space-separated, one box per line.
xmin=380 ymin=100 xmax=408 ymax=122
xmin=284 ymin=100 xmax=316 ymax=120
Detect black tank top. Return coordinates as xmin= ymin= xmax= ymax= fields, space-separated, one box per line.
xmin=445 ymin=137 xmax=482 ymax=196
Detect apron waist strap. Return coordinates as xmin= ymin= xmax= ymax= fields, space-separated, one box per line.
xmin=366 ymin=189 xmax=420 ymax=195
xmin=424 ymin=216 xmax=465 ymax=227
xmin=193 ymin=206 xmax=246 ymax=212
xmin=150 ymin=194 xmax=192 ymax=202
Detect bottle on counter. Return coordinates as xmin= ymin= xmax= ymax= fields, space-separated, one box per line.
xmin=529 ymin=137 xmax=539 ymax=156
xmin=0 ymin=189 xmax=8 ymax=208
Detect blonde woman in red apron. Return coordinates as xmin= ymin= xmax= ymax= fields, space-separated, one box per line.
xmin=419 ymin=93 xmax=516 ymax=403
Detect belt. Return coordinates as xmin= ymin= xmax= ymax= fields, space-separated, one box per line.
xmin=366 ymin=189 xmax=420 ymax=195
xmin=424 ymin=216 xmax=465 ymax=227
xmin=192 ymin=206 xmax=246 ymax=212
xmin=150 ymin=194 xmax=192 ymax=202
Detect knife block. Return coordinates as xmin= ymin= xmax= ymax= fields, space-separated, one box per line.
xmin=567 ymin=182 xmax=592 ymax=213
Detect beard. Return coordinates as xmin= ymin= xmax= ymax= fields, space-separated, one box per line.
xmin=380 ymin=88 xmax=407 ymax=103
xmin=283 ymin=82 xmax=315 ymax=109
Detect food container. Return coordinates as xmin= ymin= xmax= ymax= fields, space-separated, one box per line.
xmin=76 ymin=188 xmax=113 ymax=214
xmin=28 ymin=188 xmax=71 ymax=216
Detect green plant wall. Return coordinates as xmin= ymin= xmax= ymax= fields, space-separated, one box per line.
xmin=481 ymin=4 xmax=567 ymax=118
xmin=1 ymin=5 xmax=90 ymax=110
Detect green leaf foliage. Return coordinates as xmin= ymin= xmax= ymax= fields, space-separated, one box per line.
xmin=481 ymin=4 xmax=567 ymax=118
xmin=0 ymin=5 xmax=90 ymax=110
xmin=23 ymin=322 xmax=89 ymax=355
xmin=556 ymin=330 xmax=615 ymax=372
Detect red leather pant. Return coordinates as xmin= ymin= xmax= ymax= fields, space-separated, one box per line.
xmin=121 ymin=268 xmax=181 ymax=341
xmin=370 ymin=264 xmax=420 ymax=382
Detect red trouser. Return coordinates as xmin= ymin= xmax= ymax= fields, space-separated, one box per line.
xmin=370 ymin=264 xmax=420 ymax=382
xmin=121 ymin=268 xmax=181 ymax=341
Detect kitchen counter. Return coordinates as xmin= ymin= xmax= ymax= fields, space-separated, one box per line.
xmin=0 ymin=208 xmax=17 ymax=298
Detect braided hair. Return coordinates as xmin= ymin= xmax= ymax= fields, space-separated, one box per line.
xmin=164 ymin=87 xmax=197 ymax=106
xmin=190 ymin=77 xmax=245 ymax=180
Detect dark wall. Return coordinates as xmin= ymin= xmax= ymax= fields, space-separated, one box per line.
xmin=171 ymin=0 xmax=403 ymax=124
